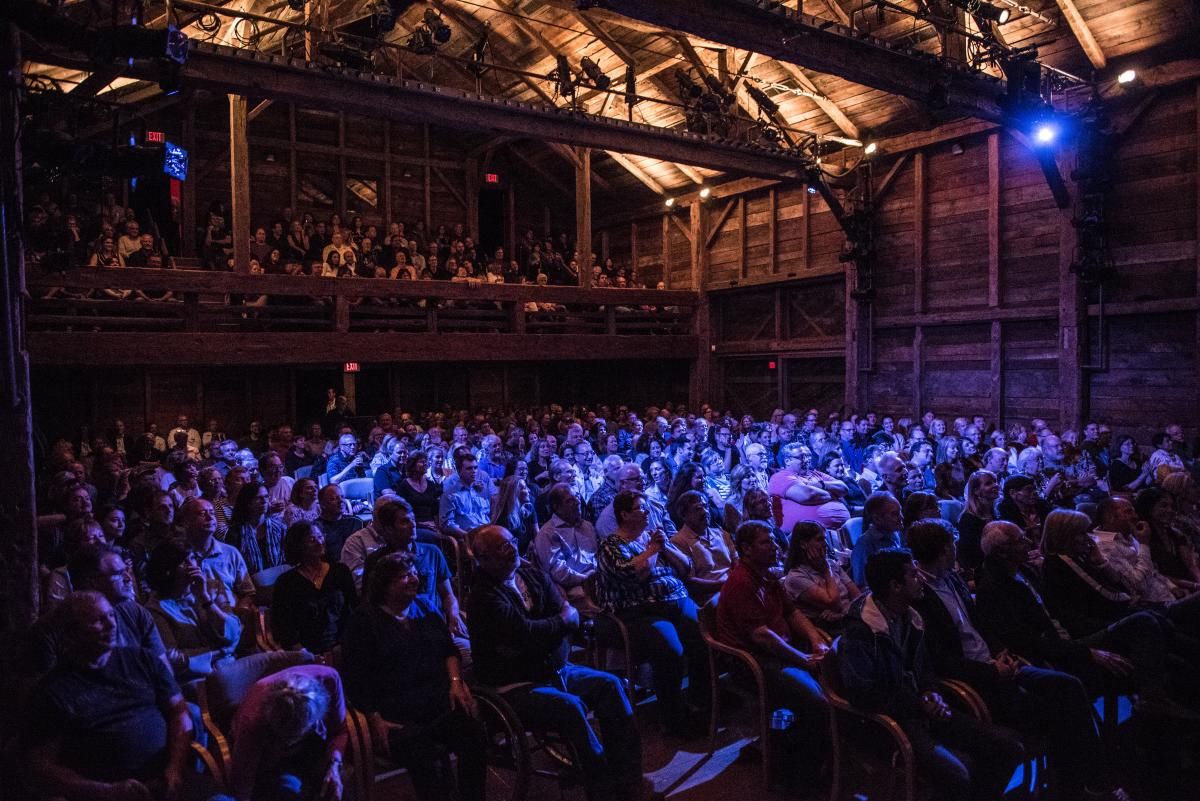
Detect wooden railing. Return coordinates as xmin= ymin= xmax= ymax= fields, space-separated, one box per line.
xmin=24 ymin=269 xmax=701 ymax=365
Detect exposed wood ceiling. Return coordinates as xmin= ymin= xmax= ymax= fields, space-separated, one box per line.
xmin=21 ymin=0 xmax=1200 ymax=203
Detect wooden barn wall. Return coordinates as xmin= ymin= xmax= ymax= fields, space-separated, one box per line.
xmin=31 ymin=361 xmax=690 ymax=446
xmin=600 ymin=83 xmax=1200 ymax=435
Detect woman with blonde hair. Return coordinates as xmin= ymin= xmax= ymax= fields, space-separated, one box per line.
xmin=491 ymin=475 xmax=538 ymax=555
xmin=957 ymin=470 xmax=1000 ymax=573
xmin=933 ymin=435 xmax=967 ymax=500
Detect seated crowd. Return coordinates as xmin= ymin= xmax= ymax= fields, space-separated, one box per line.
xmin=18 ymin=400 xmax=1200 ymax=801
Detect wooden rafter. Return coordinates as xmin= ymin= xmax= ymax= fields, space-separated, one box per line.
xmin=775 ymin=62 xmax=860 ymax=140
xmin=605 ymin=150 xmax=666 ymax=194
xmin=1053 ymin=0 xmax=1107 ymax=70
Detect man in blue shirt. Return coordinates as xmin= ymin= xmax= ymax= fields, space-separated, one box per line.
xmin=326 ymin=433 xmax=369 ymax=485
xmin=851 ymin=491 xmax=903 ymax=586
xmin=439 ymin=451 xmax=492 ymax=541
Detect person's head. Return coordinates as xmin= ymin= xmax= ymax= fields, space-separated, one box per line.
xmin=376 ymin=497 xmax=417 ymax=548
xmin=980 ymin=520 xmax=1029 ymax=570
xmin=1134 ymin=486 xmax=1174 ymax=527
xmin=145 ymin=540 xmax=196 ymax=598
xmin=178 ymin=497 xmax=217 ymax=545
xmin=283 ymin=520 xmax=326 ymax=565
xmin=982 ymin=447 xmax=1008 ymax=474
xmin=225 ymin=466 xmax=251 ymax=504
xmin=1097 ymin=496 xmax=1138 ymax=535
xmin=935 ymin=436 xmax=960 ymax=463
xmin=877 ymin=452 xmax=908 ymax=488
xmin=69 ymin=544 xmax=135 ymax=603
xmin=1001 ymin=474 xmax=1037 ymax=508
xmin=236 ymin=448 xmax=258 ymax=472
xmin=63 ymin=517 xmax=105 ymax=556
xmin=217 ymin=439 xmax=238 ymax=463
xmin=52 ymin=591 xmax=117 ymax=664
xmin=405 ymin=451 xmax=428 ymax=481
xmin=675 ymin=490 xmax=710 ymax=532
xmin=743 ymin=488 xmax=772 ymax=521
xmin=1016 ymin=447 xmax=1044 ymax=476
xmin=455 ymin=451 xmax=478 ymax=484
xmin=198 ymin=466 xmax=224 ymax=499
xmin=261 ymin=672 xmax=331 ymax=748
xmin=615 ymin=463 xmax=646 ymax=493
xmin=98 ymin=504 xmax=126 ymax=544
xmin=780 ymin=442 xmax=814 ymax=473
xmin=902 ymin=491 xmax=940 ymax=527
xmin=909 ymin=440 xmax=934 ymax=468
xmin=547 ymin=482 xmax=581 ymax=524
xmin=865 ymin=549 xmax=921 ymax=608
xmin=1114 ymin=435 xmax=1137 ymax=460
xmin=863 ymin=491 xmax=902 ymax=535
xmin=744 ymin=443 xmax=767 ymax=469
xmin=907 ymin=518 xmax=957 ymax=571
xmin=259 ymin=452 xmax=284 ymax=486
xmin=784 ymin=521 xmax=828 ymax=572
xmin=317 ymin=484 xmax=344 ymax=519
xmin=63 ymin=483 xmax=93 ymax=520
xmin=735 ymin=521 xmax=780 ymax=570
xmin=232 ymin=481 xmax=269 ymax=526
xmin=550 ymin=458 xmax=577 ymax=487
xmin=965 ymin=470 xmax=1000 ymax=518
xmin=291 ymin=477 xmax=319 ymax=509
xmin=1041 ymin=508 xmax=1094 ymax=557
xmin=474 ymin=525 xmax=521 ymax=582
xmin=337 ymin=434 xmax=358 ymax=459
xmin=366 ymin=550 xmax=421 ymax=607
xmin=1041 ymin=435 xmax=1063 ymax=462
xmin=145 ymin=489 xmax=175 ymax=528
xmin=613 ymin=490 xmax=650 ymax=532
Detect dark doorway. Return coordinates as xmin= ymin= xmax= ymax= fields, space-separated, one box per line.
xmin=294 ymin=368 xmax=342 ymax=429
xmin=478 ymin=188 xmax=505 ymax=259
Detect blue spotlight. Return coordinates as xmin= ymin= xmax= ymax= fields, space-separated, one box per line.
xmin=1033 ymin=122 xmax=1058 ymax=145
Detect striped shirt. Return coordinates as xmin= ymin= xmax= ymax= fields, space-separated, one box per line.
xmin=597 ymin=532 xmax=688 ymax=611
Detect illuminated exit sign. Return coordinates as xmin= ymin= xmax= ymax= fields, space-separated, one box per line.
xmin=484 ymin=173 xmax=500 ymax=184
xmin=343 ymin=362 xmax=360 ymax=373
xmin=146 ymin=130 xmax=165 ymax=143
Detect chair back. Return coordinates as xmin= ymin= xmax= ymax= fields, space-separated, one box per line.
xmin=697 ymin=593 xmax=720 ymax=645
xmin=841 ymin=517 xmax=864 ymax=546
xmin=202 ymin=649 xmax=315 ymax=734
xmin=819 ymin=636 xmax=850 ymax=704
xmin=250 ymin=563 xmax=293 ymax=606
xmin=294 ymin=465 xmax=313 ymax=480
xmin=341 ymin=477 xmax=375 ymax=503
xmin=938 ymin=499 xmax=964 ymax=526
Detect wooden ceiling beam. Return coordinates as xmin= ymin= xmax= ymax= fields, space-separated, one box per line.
xmin=1053 ymin=0 xmax=1107 ymax=70
xmin=594 ymin=0 xmax=1008 ymax=122
xmin=604 ymin=150 xmax=666 ymax=194
xmin=775 ymin=62 xmax=860 ymax=140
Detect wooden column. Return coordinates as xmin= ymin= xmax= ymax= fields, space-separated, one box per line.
xmin=990 ymin=319 xmax=1003 ymax=428
xmin=844 ymin=267 xmax=860 ymax=412
xmin=768 ymin=187 xmax=777 ymax=274
xmin=574 ymin=146 xmax=592 ymax=286
xmin=661 ymin=213 xmax=671 ymax=288
xmin=1057 ymin=147 xmax=1085 ymax=432
xmin=987 ymin=132 xmax=1001 ymax=307
xmin=912 ymin=151 xmax=926 ymax=314
xmin=287 ymin=104 xmax=298 ymax=212
xmin=422 ymin=124 xmax=432 ymax=232
xmin=800 ymin=184 xmax=810 ymax=270
xmin=738 ymin=197 xmax=747 ymax=278
xmin=600 ymin=230 xmax=610 ymax=265
xmin=689 ymin=200 xmax=711 ymax=406
xmin=506 ymin=183 xmax=517 ymax=263
xmin=383 ymin=121 xmax=393 ymax=227
xmin=465 ymin=157 xmax=480 ymax=243
xmin=228 ymin=94 xmax=251 ymax=273
xmin=336 ymin=112 xmax=347 ymax=213
xmin=180 ymin=99 xmax=197 ymax=257
xmin=630 ymin=221 xmax=639 ymax=274
xmin=0 ymin=22 xmax=39 ymax=631
xmin=912 ymin=326 xmax=924 ymax=419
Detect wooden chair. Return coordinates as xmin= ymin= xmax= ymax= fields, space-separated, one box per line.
xmin=696 ymin=594 xmax=772 ymax=788
xmin=255 ymin=606 xmax=284 ymax=652
xmin=579 ymin=575 xmax=641 ymax=698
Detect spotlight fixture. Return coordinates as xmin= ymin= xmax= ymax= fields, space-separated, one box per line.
xmin=806 ymin=186 xmax=818 ymax=195
xmin=467 ymin=25 xmax=490 ymax=77
xmin=287 ymin=0 xmax=305 ymax=10
xmin=1116 ymin=69 xmax=1137 ymax=85
xmin=624 ymin=64 xmax=639 ymax=108
xmin=699 ymin=186 xmax=712 ymax=200
xmin=367 ymin=0 xmax=396 ymax=33
xmin=863 ymin=141 xmax=878 ymax=156
xmin=745 ymin=84 xmax=779 ymax=117
xmin=948 ymin=0 xmax=1010 ymax=24
xmin=580 ymin=57 xmax=610 ymax=91
xmin=1033 ymin=122 xmax=1058 ymax=145
xmin=674 ymin=69 xmax=702 ymax=99
xmin=553 ymin=55 xmax=575 ymax=97
xmin=664 ymin=197 xmax=676 ymax=209
xmin=423 ymin=8 xmax=452 ymax=43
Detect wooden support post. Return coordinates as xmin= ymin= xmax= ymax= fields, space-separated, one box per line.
xmin=913 ymin=151 xmax=926 ymax=314
xmin=738 ymin=197 xmax=747 ymax=279
xmin=662 ymin=213 xmax=671 ymax=288
xmin=575 ymin=146 xmax=592 ymax=286
xmin=987 ymin=132 xmax=1001 ymax=308
xmin=336 ymin=112 xmax=347 ymax=213
xmin=630 ymin=221 xmax=639 ymax=274
xmin=1195 ymin=84 xmax=1200 ymax=391
xmin=288 ymin=104 xmax=298 ymax=212
xmin=768 ymin=187 xmax=777 ymax=274
xmin=912 ymin=326 xmax=924 ymax=419
xmin=801 ymin=185 xmax=810 ymax=270
xmin=334 ymin=296 xmax=350 ymax=333
xmin=0 ymin=22 xmax=39 ymax=631
xmin=342 ymin=371 xmax=357 ymax=413
xmin=383 ymin=121 xmax=393 ymax=228
xmin=423 ymin=124 xmax=432 ymax=232
xmin=606 ymin=306 xmax=618 ymax=336
xmin=228 ymin=94 xmax=251 ymax=274
xmin=600 ymin=230 xmax=610 ymax=265
xmin=181 ymin=99 xmax=196 ymax=257
xmin=508 ymin=301 xmax=526 ymax=334
xmin=1058 ymin=148 xmax=1085 ymax=432
xmin=990 ymin=319 xmax=1003 ymax=428
xmin=844 ymin=268 xmax=860 ymax=412
xmin=689 ymin=200 xmax=711 ymax=406
xmin=506 ymin=183 xmax=516 ymax=265
xmin=465 ymin=157 xmax=480 ymax=242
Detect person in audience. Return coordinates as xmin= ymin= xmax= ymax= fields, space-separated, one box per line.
xmin=1108 ymin=435 xmax=1153 ymax=493
xmin=1094 ymin=496 xmax=1198 ymax=605
xmin=219 ymin=665 xmax=348 ymax=801
xmin=42 ymin=518 xmax=105 ymax=612
xmin=597 ymin=490 xmax=707 ymax=736
xmin=1135 ymin=486 xmax=1200 ymax=586
xmin=839 ymin=549 xmax=1025 ymax=801
xmin=180 ymin=497 xmax=255 ymax=609
xmin=742 ymin=442 xmax=772 ymax=490
xmin=342 ymin=551 xmax=486 ymax=801
xmin=438 ymin=451 xmax=491 ymax=544
xmin=587 ymin=454 xmax=625 ymax=522
xmin=311 ymin=484 xmax=362 ymax=564
xmin=643 ymin=456 xmax=674 ymax=508
xmin=595 ymin=463 xmax=676 ymax=538
xmin=670 ymin=490 xmax=735 ymax=605
xmin=25 ymin=591 xmax=194 ymax=801
xmin=768 ymin=442 xmax=849 ymax=537
xmin=226 ymin=481 xmax=286 ymax=576
xmin=995 ymin=474 xmax=1048 ymax=540
xmin=533 ymin=483 xmax=600 ymax=604
xmin=933 ymin=436 xmax=967 ymax=500
xmin=372 ymin=437 xmax=406 ymax=496
xmin=282 ymin=476 xmax=320 ymax=527
xmin=717 ymin=520 xmax=831 ymax=782
xmin=875 ymin=451 xmax=911 ymax=501
xmin=325 ymin=434 xmax=369 ymax=485
xmin=396 ymin=451 xmax=442 ymax=530
xmin=491 ymin=475 xmax=538 ymax=555
xmin=271 ymin=521 xmax=358 ymax=654
xmin=782 ymin=520 xmax=861 ymax=635
xmin=902 ymin=491 xmax=940 ymax=531
xmin=850 ymin=491 xmax=903 ymax=586
xmin=955 ymin=469 xmax=999 ymax=575
xmin=144 ymin=540 xmax=241 ymax=680
xmin=1148 ymin=432 xmax=1187 ymax=484
xmin=469 ymin=525 xmax=646 ymax=801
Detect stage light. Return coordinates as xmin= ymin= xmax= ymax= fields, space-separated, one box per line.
xmin=863 ymin=141 xmax=878 ymax=156
xmin=664 ymin=197 xmax=676 ymax=209
xmin=807 ymin=186 xmax=818 ymax=195
xmin=1034 ymin=122 xmax=1058 ymax=145
xmin=553 ymin=55 xmax=576 ymax=97
xmin=423 ymin=9 xmax=451 ymax=43
xmin=746 ymin=84 xmax=779 ymax=117
xmin=368 ymin=0 xmax=396 ymax=33
xmin=1117 ymin=69 xmax=1137 ymax=85
xmin=674 ymin=69 xmax=702 ymax=100
xmin=948 ymin=0 xmax=1010 ymax=24
xmin=699 ymin=186 xmax=712 ymax=200
xmin=580 ymin=57 xmax=610 ymax=91
xmin=287 ymin=0 xmax=305 ymax=10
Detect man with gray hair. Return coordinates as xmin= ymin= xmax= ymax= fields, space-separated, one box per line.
xmin=595 ymin=464 xmax=676 ymax=538
xmin=587 ymin=454 xmax=626 ymax=522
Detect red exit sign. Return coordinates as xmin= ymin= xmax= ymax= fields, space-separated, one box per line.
xmin=484 ymin=173 xmax=500 ymax=184
xmin=146 ymin=130 xmax=165 ymax=143
xmin=343 ymin=362 xmax=360 ymax=373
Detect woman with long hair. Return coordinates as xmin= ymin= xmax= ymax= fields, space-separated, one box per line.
xmin=226 ymin=480 xmax=286 ymax=575
xmin=1135 ymin=486 xmax=1200 ymax=586
xmin=782 ymin=521 xmax=861 ymax=636
xmin=644 ymin=456 xmax=673 ymax=506
xmin=397 ymin=451 xmax=442 ymax=529
xmin=491 ymin=475 xmax=538 ymax=555
xmin=666 ymin=462 xmax=712 ymax=527
xmin=933 ymin=435 xmax=967 ymax=500
xmin=283 ymin=477 xmax=320 ymax=526
xmin=1040 ymin=509 xmax=1136 ymax=636
xmin=956 ymin=470 xmax=1000 ymax=574
xmin=1108 ymin=435 xmax=1154 ymax=494
xmin=272 ymin=521 xmax=358 ymax=654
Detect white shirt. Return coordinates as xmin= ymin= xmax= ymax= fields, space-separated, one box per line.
xmin=1094 ymin=529 xmax=1177 ymax=605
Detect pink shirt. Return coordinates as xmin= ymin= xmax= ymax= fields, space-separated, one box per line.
xmin=767 ymin=469 xmax=849 ymax=534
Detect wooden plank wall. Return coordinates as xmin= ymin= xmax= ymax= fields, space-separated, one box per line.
xmin=618 ymin=83 xmax=1200 ymax=439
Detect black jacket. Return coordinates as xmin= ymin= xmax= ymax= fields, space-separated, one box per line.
xmin=1041 ymin=553 xmax=1133 ymax=637
xmin=973 ymin=557 xmax=1091 ymax=674
xmin=466 ymin=563 xmax=572 ymax=687
xmin=838 ymin=594 xmax=934 ymax=721
xmin=912 ymin=569 xmax=1001 ymax=690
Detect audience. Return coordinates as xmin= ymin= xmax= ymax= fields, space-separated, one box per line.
xmin=271 ymin=521 xmax=358 ymax=654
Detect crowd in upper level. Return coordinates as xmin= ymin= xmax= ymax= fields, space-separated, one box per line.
xmin=18 ymin=397 xmax=1200 ymax=801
